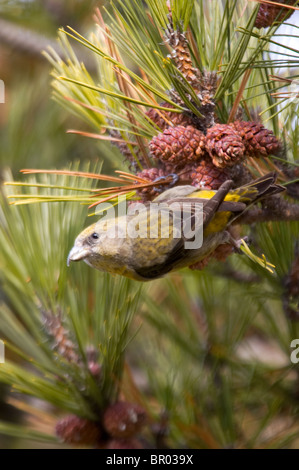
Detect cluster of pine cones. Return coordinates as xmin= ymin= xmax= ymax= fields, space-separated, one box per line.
xmin=123 ymin=4 xmax=287 ymax=269
xmin=56 ymin=401 xmax=147 ymax=449
xmin=131 ymin=0 xmax=297 ymax=198
xmin=110 ymin=2 xmax=294 ymax=274
xmin=137 ymin=107 xmax=281 ymax=195
xmin=134 ymin=105 xmax=281 ymax=269
xmin=44 ymin=314 xmax=147 ymax=449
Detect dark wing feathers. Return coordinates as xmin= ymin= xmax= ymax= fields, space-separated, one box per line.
xmin=168 ymin=198 xmax=246 ymax=213
xmin=134 ymin=180 xmax=233 ymax=280
xmin=239 ymin=171 xmax=284 ymax=199
xmin=228 ymin=172 xmax=285 ymax=225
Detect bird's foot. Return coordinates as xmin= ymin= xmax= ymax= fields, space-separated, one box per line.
xmin=226 ymin=234 xmax=250 ymax=254
xmin=153 ymin=173 xmax=179 ymax=192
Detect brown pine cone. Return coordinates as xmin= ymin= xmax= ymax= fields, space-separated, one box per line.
xmin=176 ymin=163 xmax=197 ymax=183
xmin=211 ymin=243 xmax=234 ymax=262
xmin=149 ymin=125 xmax=206 ymax=169
xmin=189 ymin=256 xmax=211 ymax=271
xmin=188 ymin=244 xmax=234 ymax=271
xmin=191 ymin=159 xmax=230 ymax=189
xmin=165 ymin=26 xmax=202 ymax=93
xmin=103 ymin=402 xmax=147 ymax=439
xmin=42 ymin=312 xmax=79 ymax=364
xmin=189 ymin=226 xmax=239 ymax=270
xmin=206 ymin=124 xmax=245 ymax=168
xmin=255 ymin=0 xmax=296 ymax=29
xmin=199 ymin=70 xmax=218 ymax=107
xmin=233 ymin=120 xmax=281 ymax=158
xmin=55 ymin=415 xmax=102 ymax=446
xmin=146 ymin=102 xmax=194 ymax=131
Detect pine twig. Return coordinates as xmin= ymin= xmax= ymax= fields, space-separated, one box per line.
xmin=235 ymin=197 xmax=299 ymax=224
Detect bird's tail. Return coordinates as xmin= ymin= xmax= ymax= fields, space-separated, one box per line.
xmin=226 ymin=172 xmax=284 ymax=226
xmin=231 ymin=172 xmax=284 ymax=205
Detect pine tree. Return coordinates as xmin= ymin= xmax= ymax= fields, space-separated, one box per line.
xmin=0 ymin=0 xmax=299 ymax=449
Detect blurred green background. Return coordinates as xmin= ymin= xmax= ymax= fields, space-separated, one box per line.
xmin=0 ymin=0 xmax=108 ymax=449
xmin=0 ymin=0 xmax=115 ymax=175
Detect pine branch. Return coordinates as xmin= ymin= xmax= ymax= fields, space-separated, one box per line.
xmin=236 ymin=196 xmax=299 ymax=224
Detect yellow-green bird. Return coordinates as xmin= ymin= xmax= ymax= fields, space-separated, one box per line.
xmin=67 ymin=173 xmax=283 ymax=281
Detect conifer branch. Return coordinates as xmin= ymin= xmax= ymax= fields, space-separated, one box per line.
xmin=236 ymin=196 xmax=299 ymax=224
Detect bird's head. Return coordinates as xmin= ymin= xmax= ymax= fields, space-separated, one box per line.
xmin=67 ymin=223 xmax=102 ymax=267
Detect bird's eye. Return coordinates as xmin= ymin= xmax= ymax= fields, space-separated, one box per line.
xmin=91 ymin=232 xmax=99 ymax=240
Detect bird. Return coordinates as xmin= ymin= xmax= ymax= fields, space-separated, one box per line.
xmin=67 ymin=172 xmax=284 ymax=281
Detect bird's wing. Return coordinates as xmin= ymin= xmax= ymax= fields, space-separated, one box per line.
xmin=133 ymin=181 xmax=233 ymax=280
xmin=153 ymin=185 xmax=196 ymax=202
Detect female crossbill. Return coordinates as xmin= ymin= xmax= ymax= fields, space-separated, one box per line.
xmin=67 ymin=173 xmax=283 ymax=281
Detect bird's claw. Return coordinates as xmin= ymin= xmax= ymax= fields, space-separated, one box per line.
xmin=229 ymin=235 xmax=250 ymax=254
xmin=153 ymin=173 xmax=179 ymax=193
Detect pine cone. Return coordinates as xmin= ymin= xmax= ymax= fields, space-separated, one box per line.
xmin=233 ymin=120 xmax=281 ymax=158
xmin=55 ymin=415 xmax=102 ymax=446
xmin=146 ymin=102 xmax=194 ymax=131
xmin=211 ymin=243 xmax=234 ymax=262
xmin=188 ymin=243 xmax=233 ymax=271
xmin=206 ymin=124 xmax=245 ymax=168
xmin=189 ymin=256 xmax=211 ymax=271
xmin=164 ymin=13 xmax=217 ymax=130
xmin=104 ymin=438 xmax=144 ymax=449
xmin=255 ymin=0 xmax=296 ymax=29
xmin=189 ymin=225 xmax=239 ymax=271
xmin=135 ymin=167 xmax=167 ymax=199
xmin=165 ymin=26 xmax=201 ymax=93
xmin=103 ymin=402 xmax=147 ymax=439
xmin=176 ymin=163 xmax=197 ymax=183
xmin=149 ymin=125 xmax=206 ymax=169
xmin=199 ymin=70 xmax=218 ymax=107
xmin=43 ymin=312 xmax=79 ymax=364
xmin=191 ymin=159 xmax=230 ymax=189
